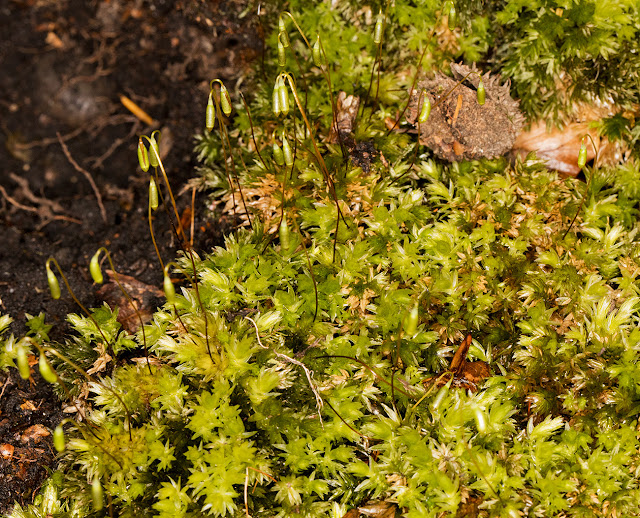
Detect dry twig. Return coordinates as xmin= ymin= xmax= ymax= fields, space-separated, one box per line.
xmin=57 ymin=131 xmax=107 ymax=223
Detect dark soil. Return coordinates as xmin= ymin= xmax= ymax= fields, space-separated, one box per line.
xmin=0 ymin=0 xmax=262 ymax=512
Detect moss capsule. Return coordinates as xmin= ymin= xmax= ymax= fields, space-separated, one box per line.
xmin=447 ymin=2 xmax=456 ymax=30
xmin=148 ymin=134 xmax=160 ymax=168
xmin=312 ymin=35 xmax=326 ymax=68
xmin=278 ymin=37 xmax=286 ymax=67
xmin=578 ymin=138 xmax=588 ymax=169
xmin=16 ymin=341 xmax=31 ymax=380
xmin=91 ymin=478 xmax=104 ymax=511
xmin=149 ymin=177 xmax=159 ymax=211
xmin=205 ymin=92 xmax=215 ymax=131
xmin=46 ymin=262 xmax=61 ymax=300
xmin=282 ymin=133 xmax=294 ymax=167
xmin=404 ymin=304 xmax=419 ymax=336
xmin=137 ymin=138 xmax=149 ymax=172
xmin=273 ymin=77 xmax=282 ymax=116
xmin=273 ymin=141 xmax=284 ymax=166
xmin=89 ymin=250 xmax=103 ymax=284
xmin=219 ymin=83 xmax=232 ymax=117
xmin=53 ymin=424 xmax=65 ymax=452
xmin=373 ymin=11 xmax=384 ymax=45
xmin=431 ymin=382 xmax=450 ymax=411
xmin=278 ymin=17 xmax=290 ymax=47
xmin=163 ymin=268 xmax=176 ymax=305
xmin=39 ymin=354 xmax=58 ymax=384
xmin=477 ymin=78 xmax=485 ymax=106
xmin=278 ymin=79 xmax=290 ymax=116
xmin=418 ymin=97 xmax=431 ymax=123
xmin=279 ymin=218 xmax=291 ymax=252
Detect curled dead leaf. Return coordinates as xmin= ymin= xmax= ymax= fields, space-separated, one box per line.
xmin=512 ymin=102 xmax=630 ymax=176
xmin=424 ymin=333 xmax=491 ymax=392
xmin=95 ymin=270 xmax=164 ymax=334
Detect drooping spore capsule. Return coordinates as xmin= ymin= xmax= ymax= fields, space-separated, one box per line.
xmin=273 ymin=76 xmax=282 ymax=116
xmin=278 ymin=36 xmax=286 ymax=67
xmin=205 ymin=91 xmax=215 ymax=131
xmin=273 ymin=141 xmax=284 ymax=166
xmin=38 ymin=354 xmax=58 ymax=384
xmin=282 ymin=133 xmax=294 ymax=167
xmin=418 ymin=97 xmax=431 ymax=123
xmin=219 ymin=83 xmax=232 ymax=117
xmin=278 ymin=17 xmax=290 ymax=47
xmin=137 ymin=138 xmax=150 ymax=172
xmin=279 ymin=218 xmax=291 ymax=253
xmin=278 ymin=78 xmax=290 ymax=116
xmin=404 ymin=304 xmax=419 ymax=336
xmin=578 ymin=137 xmax=588 ymax=169
xmin=148 ymin=134 xmax=160 ymax=168
xmin=46 ymin=262 xmax=61 ymax=300
xmin=92 ymin=478 xmax=104 ymax=511
xmin=163 ymin=268 xmax=176 ymax=305
xmin=53 ymin=424 xmax=65 ymax=453
xmin=16 ymin=341 xmax=31 ymax=380
xmin=149 ymin=177 xmax=159 ymax=211
xmin=312 ymin=35 xmax=326 ymax=68
xmin=89 ymin=250 xmax=103 ymax=284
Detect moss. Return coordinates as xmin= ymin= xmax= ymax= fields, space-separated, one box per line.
xmin=5 ymin=1 xmax=640 ymax=517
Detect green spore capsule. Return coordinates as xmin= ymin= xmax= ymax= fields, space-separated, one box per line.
xmin=53 ymin=424 xmax=65 ymax=453
xmin=148 ymin=134 xmax=160 ymax=168
xmin=278 ymin=79 xmax=290 ymax=116
xmin=219 ymin=83 xmax=232 ymax=117
xmin=404 ymin=304 xmax=419 ymax=336
xmin=89 ymin=250 xmax=103 ymax=284
xmin=137 ymin=138 xmax=149 ymax=172
xmin=149 ymin=177 xmax=159 ymax=211
xmin=418 ymin=97 xmax=431 ymax=123
xmin=46 ymin=262 xmax=61 ymax=300
xmin=38 ymin=354 xmax=58 ymax=384
xmin=282 ymin=133 xmax=294 ymax=167
xmin=273 ymin=141 xmax=284 ymax=166
xmin=278 ymin=36 xmax=286 ymax=67
xmin=373 ymin=11 xmax=384 ymax=45
xmin=205 ymin=91 xmax=215 ymax=131
xmin=163 ymin=268 xmax=176 ymax=305
xmin=312 ymin=35 xmax=326 ymax=68
xmin=431 ymin=381 xmax=451 ymax=411
xmin=477 ymin=78 xmax=485 ymax=105
xmin=273 ymin=77 xmax=282 ymax=116
xmin=447 ymin=2 xmax=457 ymax=30
xmin=578 ymin=138 xmax=588 ymax=169
xmin=278 ymin=17 xmax=290 ymax=47
xmin=91 ymin=478 xmax=104 ymax=511
xmin=17 ymin=341 xmax=31 ymax=380
xmin=279 ymin=218 xmax=291 ymax=252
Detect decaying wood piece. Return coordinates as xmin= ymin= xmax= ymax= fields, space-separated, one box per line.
xmin=407 ymin=63 xmax=524 ymax=162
